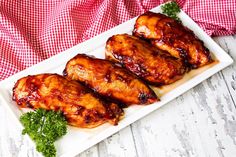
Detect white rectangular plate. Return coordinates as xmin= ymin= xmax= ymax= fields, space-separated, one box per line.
xmin=0 ymin=4 xmax=233 ymax=157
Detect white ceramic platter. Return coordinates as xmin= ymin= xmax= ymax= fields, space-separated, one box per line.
xmin=0 ymin=4 xmax=233 ymax=157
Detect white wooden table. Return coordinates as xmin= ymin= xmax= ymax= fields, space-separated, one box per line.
xmin=0 ymin=35 xmax=236 ymax=157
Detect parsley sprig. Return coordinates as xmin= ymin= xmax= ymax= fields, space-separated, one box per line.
xmin=161 ymin=1 xmax=181 ymax=21
xmin=20 ymin=109 xmax=67 ymax=157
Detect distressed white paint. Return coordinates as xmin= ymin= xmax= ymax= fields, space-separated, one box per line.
xmin=0 ymin=35 xmax=235 ymax=157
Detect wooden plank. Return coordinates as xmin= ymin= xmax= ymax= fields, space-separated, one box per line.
xmin=77 ymin=145 xmax=99 ymax=157
xmin=77 ymin=126 xmax=137 ymax=157
xmin=97 ymin=126 xmax=137 ymax=157
xmin=214 ymin=35 xmax=236 ymax=107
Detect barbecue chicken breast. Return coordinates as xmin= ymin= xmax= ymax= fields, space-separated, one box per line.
xmin=12 ymin=74 xmax=123 ymax=128
xmin=133 ymin=12 xmax=212 ymax=68
xmin=64 ymin=54 xmax=158 ymax=106
xmin=105 ymin=34 xmax=186 ymax=86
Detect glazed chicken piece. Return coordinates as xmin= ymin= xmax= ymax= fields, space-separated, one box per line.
xmin=133 ymin=12 xmax=212 ymax=68
xmin=64 ymin=54 xmax=158 ymax=106
xmin=105 ymin=34 xmax=186 ymax=86
xmin=12 ymin=74 xmax=123 ymax=128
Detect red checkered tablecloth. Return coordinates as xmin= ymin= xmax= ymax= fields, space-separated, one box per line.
xmin=0 ymin=0 xmax=235 ymax=81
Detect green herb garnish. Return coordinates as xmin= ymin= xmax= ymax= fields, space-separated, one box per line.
xmin=161 ymin=1 xmax=181 ymax=21
xmin=20 ymin=109 xmax=67 ymax=157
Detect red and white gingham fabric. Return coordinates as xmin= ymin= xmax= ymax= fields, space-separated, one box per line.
xmin=0 ymin=0 xmax=236 ymax=81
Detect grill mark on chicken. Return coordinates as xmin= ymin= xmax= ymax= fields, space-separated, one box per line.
xmin=105 ymin=34 xmax=187 ymax=86
xmin=64 ymin=54 xmax=158 ymax=106
xmin=12 ymin=74 xmax=123 ymax=128
xmin=133 ymin=11 xmax=212 ymax=68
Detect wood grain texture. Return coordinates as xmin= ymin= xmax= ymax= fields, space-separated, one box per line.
xmin=0 ymin=35 xmax=235 ymax=157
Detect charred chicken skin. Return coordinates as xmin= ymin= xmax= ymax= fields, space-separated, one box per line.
xmin=12 ymin=74 xmax=123 ymax=128
xmin=133 ymin=12 xmax=212 ymax=68
xmin=105 ymin=34 xmax=186 ymax=86
xmin=64 ymin=54 xmax=158 ymax=106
